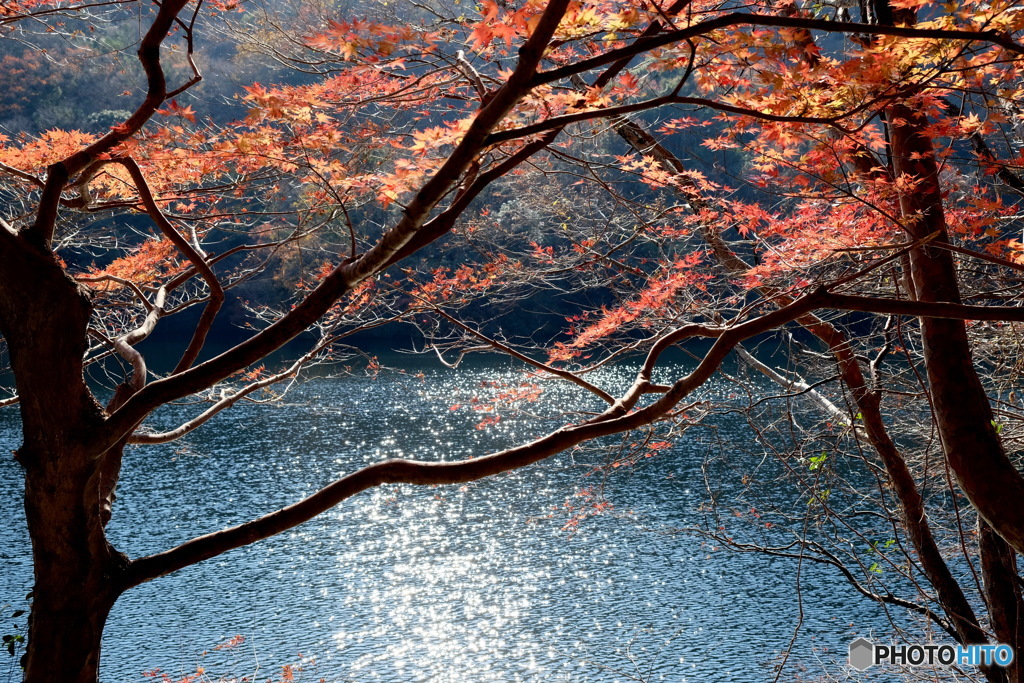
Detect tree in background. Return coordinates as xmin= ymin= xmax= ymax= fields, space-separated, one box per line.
xmin=1 ymin=0 xmax=1024 ymax=680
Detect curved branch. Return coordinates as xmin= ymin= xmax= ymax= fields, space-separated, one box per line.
xmin=92 ymin=286 xmax=167 ymax=401
xmin=129 ymin=346 xmax=322 ymax=445
xmin=28 ymin=0 xmax=194 ymax=246
xmin=0 ymin=160 xmax=44 ymax=188
xmin=112 ymin=339 xmax=147 ymax=394
xmin=116 ymin=158 xmax=224 ymax=373
xmin=533 ymin=13 xmax=1024 ymax=88
xmin=122 ymin=289 xmax=830 ymax=587
xmin=76 ymin=274 xmax=154 ymax=311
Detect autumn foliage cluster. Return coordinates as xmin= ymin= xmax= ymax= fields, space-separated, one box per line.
xmin=2 ymin=0 xmax=1024 ymax=680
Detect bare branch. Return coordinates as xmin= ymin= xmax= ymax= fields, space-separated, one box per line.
xmin=734 ymin=344 xmax=860 ymax=432
xmin=0 ymin=161 xmax=45 ymax=189
xmin=129 ymin=345 xmax=325 ymax=445
xmin=426 ymin=302 xmax=616 ymax=405
xmin=486 ymin=93 xmax=861 ymax=147
xmin=115 ymin=157 xmax=225 ymax=374
xmin=533 ymin=13 xmax=1024 ymax=88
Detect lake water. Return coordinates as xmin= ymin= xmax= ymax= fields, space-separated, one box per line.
xmin=0 ymin=357 xmax=911 ymax=681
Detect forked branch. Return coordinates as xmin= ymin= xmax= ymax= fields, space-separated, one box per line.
xmin=116 ymin=157 xmax=225 ymax=373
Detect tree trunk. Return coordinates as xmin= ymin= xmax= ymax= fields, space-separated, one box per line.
xmin=609 ymin=117 xmax=1000 ymax=669
xmin=888 ymin=106 xmax=1024 ymax=555
xmin=0 ymin=228 xmax=125 ymax=682
xmin=22 ymin=604 xmax=113 ymax=683
xmin=20 ymin=443 xmax=127 ymax=683
xmin=980 ymin=520 xmax=1024 ymax=683
xmin=22 ymin=539 xmax=120 ymax=683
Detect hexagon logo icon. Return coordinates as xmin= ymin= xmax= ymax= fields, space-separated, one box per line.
xmin=849 ymin=638 xmax=875 ymax=671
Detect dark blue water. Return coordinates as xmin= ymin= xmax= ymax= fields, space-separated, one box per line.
xmin=0 ymin=359 xmax=910 ymax=681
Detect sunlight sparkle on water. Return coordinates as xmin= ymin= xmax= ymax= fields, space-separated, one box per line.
xmin=0 ymin=358 xmax=914 ymax=681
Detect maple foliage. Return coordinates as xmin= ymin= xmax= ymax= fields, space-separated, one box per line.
xmin=86 ymin=237 xmax=185 ymax=288
xmin=3 ymin=0 xmax=1024 ymax=680
xmin=2 ymin=0 xmax=1016 ymax=315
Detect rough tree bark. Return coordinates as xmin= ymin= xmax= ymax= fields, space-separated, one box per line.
xmin=0 ymin=227 xmax=126 ymax=682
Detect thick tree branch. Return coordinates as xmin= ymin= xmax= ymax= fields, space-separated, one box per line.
xmin=27 ymin=0 xmax=193 ymax=246
xmin=99 ymin=0 xmax=575 ymax=450
xmin=979 ymin=518 xmax=1024 ymax=683
xmin=823 ymin=292 xmax=1024 ymax=322
xmin=123 ymin=289 xmax=831 ymax=586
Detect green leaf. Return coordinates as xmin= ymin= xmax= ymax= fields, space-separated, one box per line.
xmin=807 ymin=488 xmax=831 ymax=506
xmin=808 ymin=451 xmax=828 ymax=471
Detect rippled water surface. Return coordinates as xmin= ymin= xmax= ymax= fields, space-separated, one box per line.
xmin=0 ymin=358 xmax=900 ymax=681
